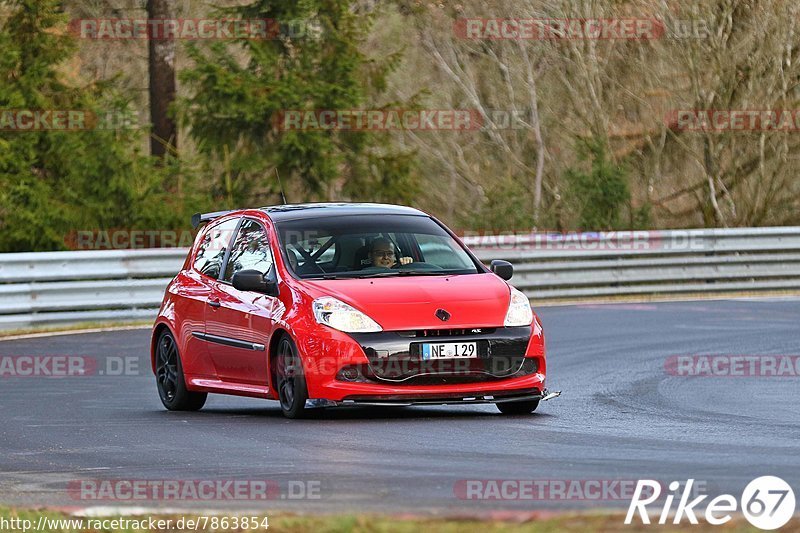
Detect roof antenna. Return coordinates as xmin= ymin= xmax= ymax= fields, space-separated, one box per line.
xmin=275 ymin=168 xmax=288 ymax=205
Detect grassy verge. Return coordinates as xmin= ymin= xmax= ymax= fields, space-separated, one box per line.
xmin=0 ymin=321 xmax=152 ymax=339
xmin=0 ymin=508 xmax=782 ymax=532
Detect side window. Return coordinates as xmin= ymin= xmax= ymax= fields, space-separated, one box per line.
xmin=223 ymin=219 xmax=274 ymax=282
xmin=193 ymin=218 xmax=240 ymax=279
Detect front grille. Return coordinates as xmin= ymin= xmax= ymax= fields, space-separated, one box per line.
xmin=397 ymin=328 xmax=497 ymax=338
xmin=347 ymin=326 xmax=535 ymax=385
xmin=349 ymin=356 xmax=537 ymax=385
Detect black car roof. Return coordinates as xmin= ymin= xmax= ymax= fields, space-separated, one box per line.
xmin=258 ymin=202 xmax=427 ymax=222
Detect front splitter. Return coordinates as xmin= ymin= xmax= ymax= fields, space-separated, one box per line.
xmin=305 ymin=389 xmax=561 ymax=408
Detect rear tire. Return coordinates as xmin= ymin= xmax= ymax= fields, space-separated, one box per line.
xmin=274 ymin=335 xmax=309 ymax=419
xmin=496 ymin=399 xmax=539 ymax=415
xmin=155 ymin=329 xmax=207 ymax=411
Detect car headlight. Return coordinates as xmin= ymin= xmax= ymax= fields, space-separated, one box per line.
xmin=504 ymin=286 xmax=533 ymax=327
xmin=312 ymin=296 xmax=382 ymax=333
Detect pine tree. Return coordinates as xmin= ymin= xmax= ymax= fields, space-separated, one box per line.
xmin=180 ymin=0 xmax=417 ymax=206
xmin=0 ymin=0 xmax=201 ymax=251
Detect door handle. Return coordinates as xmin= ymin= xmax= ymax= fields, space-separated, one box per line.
xmin=207 ymin=299 xmax=221 ymax=308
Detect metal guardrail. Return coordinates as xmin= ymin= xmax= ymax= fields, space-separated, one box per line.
xmin=1 ymin=227 xmax=799 ymax=330
xmin=0 ymin=250 xmax=186 ymax=330
xmin=467 ymin=227 xmax=800 ymax=298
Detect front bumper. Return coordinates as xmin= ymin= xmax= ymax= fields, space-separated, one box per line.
xmin=296 ymin=324 xmax=547 ymax=402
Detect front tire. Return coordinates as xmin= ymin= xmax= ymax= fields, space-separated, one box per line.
xmin=155 ymin=329 xmax=207 ymax=411
xmin=274 ymin=335 xmax=309 ymax=419
xmin=496 ymin=399 xmax=539 ymax=415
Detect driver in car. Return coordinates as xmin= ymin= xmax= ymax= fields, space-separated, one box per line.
xmin=370 ymin=237 xmax=413 ymax=268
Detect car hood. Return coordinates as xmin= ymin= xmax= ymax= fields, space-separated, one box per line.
xmin=297 ymin=273 xmax=512 ymax=330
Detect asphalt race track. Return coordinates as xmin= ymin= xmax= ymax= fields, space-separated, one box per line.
xmin=1 ymin=298 xmax=798 ymax=515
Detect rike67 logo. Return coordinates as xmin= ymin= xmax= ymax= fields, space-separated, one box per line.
xmin=626 ymin=476 xmax=795 ymax=530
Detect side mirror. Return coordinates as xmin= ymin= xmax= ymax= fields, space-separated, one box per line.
xmin=490 ymin=260 xmax=514 ymax=281
xmin=232 ymin=269 xmax=279 ymax=297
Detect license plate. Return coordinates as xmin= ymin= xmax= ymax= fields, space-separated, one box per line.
xmin=421 ymin=342 xmax=478 ymax=360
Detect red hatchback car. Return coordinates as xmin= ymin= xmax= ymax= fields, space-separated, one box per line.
xmin=151 ymin=203 xmax=556 ymax=418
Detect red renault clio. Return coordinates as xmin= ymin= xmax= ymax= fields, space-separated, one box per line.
xmin=151 ymin=203 xmax=557 ymax=418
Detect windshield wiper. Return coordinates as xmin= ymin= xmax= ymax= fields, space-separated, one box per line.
xmin=308 ymin=270 xmax=466 ymax=280
xmin=353 ymin=271 xmax=401 ymax=278
xmin=356 ymin=270 xmax=456 ymax=278
xmin=395 ymin=270 xmax=453 ymax=276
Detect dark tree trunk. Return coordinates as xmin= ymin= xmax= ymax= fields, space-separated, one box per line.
xmin=147 ymin=0 xmax=177 ymax=158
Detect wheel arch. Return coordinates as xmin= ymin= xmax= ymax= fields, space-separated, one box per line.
xmin=267 ymin=327 xmax=290 ymax=391
xmin=150 ymin=321 xmax=176 ymax=374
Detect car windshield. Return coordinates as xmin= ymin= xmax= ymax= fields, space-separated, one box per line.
xmin=275 ymin=214 xmax=481 ymax=279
